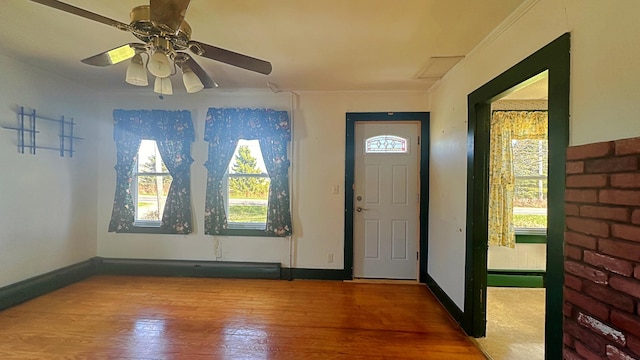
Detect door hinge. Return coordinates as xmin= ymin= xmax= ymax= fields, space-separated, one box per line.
xmin=418 ymin=136 xmax=420 ymax=145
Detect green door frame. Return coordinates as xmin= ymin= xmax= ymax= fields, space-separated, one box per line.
xmin=344 ymin=112 xmax=430 ymax=281
xmin=464 ymin=33 xmax=570 ymax=359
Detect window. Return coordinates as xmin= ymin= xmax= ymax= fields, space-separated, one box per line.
xmin=512 ymin=138 xmax=548 ymax=233
xmin=224 ymin=140 xmax=270 ymax=230
xmin=365 ymin=135 xmax=408 ymax=154
xmin=109 ymin=109 xmax=194 ymax=234
xmin=134 ymin=140 xmax=172 ymax=227
xmin=203 ymin=108 xmax=292 ymax=237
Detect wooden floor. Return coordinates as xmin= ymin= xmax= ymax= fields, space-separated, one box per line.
xmin=0 ymin=276 xmax=486 ymax=359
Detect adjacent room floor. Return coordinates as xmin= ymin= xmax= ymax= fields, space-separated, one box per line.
xmin=473 ymin=287 xmax=546 ymax=360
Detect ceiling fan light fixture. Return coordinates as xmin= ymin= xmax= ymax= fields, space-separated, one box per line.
xmin=148 ymin=51 xmax=172 ymax=78
xmin=30 ymin=0 xmax=271 ymax=95
xmin=154 ymin=76 xmax=173 ymax=95
xmin=181 ymin=65 xmax=204 ymax=93
xmin=125 ymin=53 xmax=148 ymax=86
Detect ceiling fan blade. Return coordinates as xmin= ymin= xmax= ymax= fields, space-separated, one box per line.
xmin=189 ymin=41 xmax=272 ymax=75
xmin=150 ymin=0 xmax=191 ymax=35
xmin=178 ymin=55 xmax=218 ymax=89
xmin=30 ymin=0 xmax=129 ymax=30
xmin=81 ymin=43 xmax=145 ymax=66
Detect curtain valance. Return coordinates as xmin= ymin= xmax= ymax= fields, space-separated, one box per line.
xmin=113 ymin=109 xmax=194 ymax=142
xmin=492 ymin=110 xmax=547 ymax=140
xmin=204 ymin=108 xmax=290 ymax=142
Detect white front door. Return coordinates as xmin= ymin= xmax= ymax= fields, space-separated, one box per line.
xmin=353 ymin=122 xmax=420 ymax=279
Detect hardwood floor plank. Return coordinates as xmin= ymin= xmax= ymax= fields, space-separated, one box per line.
xmin=0 ymin=276 xmax=485 ymax=359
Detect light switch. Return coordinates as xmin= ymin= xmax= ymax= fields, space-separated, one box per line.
xmin=332 ymin=185 xmax=339 ymax=194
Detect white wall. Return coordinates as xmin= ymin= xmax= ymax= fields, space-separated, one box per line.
xmin=488 ymin=244 xmax=546 ymax=271
xmin=96 ymin=90 xmax=428 ymax=269
xmin=428 ymin=0 xmax=640 ymax=308
xmin=0 ymin=54 xmax=99 ymax=287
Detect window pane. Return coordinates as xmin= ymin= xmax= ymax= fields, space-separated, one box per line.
xmin=229 ymin=140 xmax=267 ymax=175
xmin=228 ymin=177 xmax=270 ymax=227
xmin=136 ymin=175 xmax=172 ymax=221
xmin=138 ymin=140 xmax=168 ymax=173
xmin=512 ymin=139 xmax=548 ymax=229
xmin=365 ymin=135 xmax=408 ymax=154
xmin=135 ymin=139 xmax=172 ymax=224
xmin=227 ymin=140 xmax=270 ymax=230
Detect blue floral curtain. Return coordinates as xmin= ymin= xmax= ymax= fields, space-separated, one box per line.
xmin=260 ymin=137 xmax=292 ymax=236
xmin=204 ymin=138 xmax=239 ymax=235
xmin=204 ymin=108 xmax=292 ymax=236
xmin=108 ymin=132 xmax=141 ymax=233
xmin=156 ymin=139 xmax=194 ymax=233
xmin=108 ymin=109 xmax=194 ymax=234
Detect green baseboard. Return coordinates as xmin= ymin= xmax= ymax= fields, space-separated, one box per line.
xmin=96 ymin=257 xmax=282 ymax=279
xmin=0 ymin=259 xmax=97 ymax=311
xmin=425 ymin=273 xmax=464 ymax=325
xmin=487 ymin=272 xmax=545 ymax=288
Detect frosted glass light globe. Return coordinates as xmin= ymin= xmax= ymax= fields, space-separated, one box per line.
xmin=148 ymin=51 xmax=171 ymax=78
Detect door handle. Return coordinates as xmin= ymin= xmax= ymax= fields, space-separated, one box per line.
xmin=356 ymin=206 xmax=368 ymax=212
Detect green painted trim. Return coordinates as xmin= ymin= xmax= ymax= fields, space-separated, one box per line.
xmin=285 ymin=268 xmax=349 ymax=280
xmin=216 ymin=229 xmax=282 ymax=237
xmin=487 ymin=274 xmax=544 ymax=288
xmin=127 ymin=226 xmax=174 ymax=234
xmin=96 ymin=258 xmax=281 ymax=279
xmin=464 ymin=32 xmax=570 ymax=360
xmin=0 ymin=259 xmax=97 ymax=311
xmin=425 ymin=273 xmax=464 ymax=326
xmin=515 ymin=234 xmax=547 ymax=244
xmin=344 ymin=112 xmax=430 ymax=282
xmin=489 ymin=269 xmax=546 ymax=274
xmin=487 ymin=270 xmax=545 ymax=288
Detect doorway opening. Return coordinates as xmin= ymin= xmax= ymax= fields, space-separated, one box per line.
xmin=474 ymin=73 xmax=549 ymax=360
xmin=464 ymin=33 xmax=570 ymax=360
xmin=344 ymin=112 xmax=429 ymax=281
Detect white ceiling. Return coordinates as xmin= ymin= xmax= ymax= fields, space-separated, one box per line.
xmin=501 ymin=73 xmax=549 ymax=101
xmin=0 ymin=0 xmax=526 ymax=93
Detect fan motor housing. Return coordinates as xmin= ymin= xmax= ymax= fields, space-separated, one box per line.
xmin=129 ymin=5 xmax=192 ymax=49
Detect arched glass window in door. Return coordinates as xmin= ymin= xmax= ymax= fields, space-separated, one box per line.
xmin=365 ymin=135 xmax=408 ymax=154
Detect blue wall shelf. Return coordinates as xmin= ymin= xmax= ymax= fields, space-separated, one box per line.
xmin=2 ymin=106 xmax=83 ymax=157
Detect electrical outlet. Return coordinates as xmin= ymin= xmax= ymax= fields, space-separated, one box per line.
xmin=328 ymin=253 xmax=334 ymax=263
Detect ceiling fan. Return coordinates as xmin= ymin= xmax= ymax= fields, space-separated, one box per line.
xmin=30 ymin=0 xmax=273 ymax=95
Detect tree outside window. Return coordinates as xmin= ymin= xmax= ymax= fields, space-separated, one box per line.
xmin=226 ymin=140 xmax=270 ymax=229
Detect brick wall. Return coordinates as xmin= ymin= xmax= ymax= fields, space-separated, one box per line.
xmin=564 ymin=137 xmax=640 ymax=360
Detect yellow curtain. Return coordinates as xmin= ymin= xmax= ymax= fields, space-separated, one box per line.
xmin=488 ymin=111 xmax=547 ymax=248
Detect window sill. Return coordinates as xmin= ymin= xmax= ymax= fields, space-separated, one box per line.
xmin=217 ymin=229 xmax=277 ymax=237
xmin=515 ymin=229 xmax=547 ymax=244
xmin=127 ymin=226 xmax=174 ymax=234
xmin=514 ymin=228 xmax=547 ymax=236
